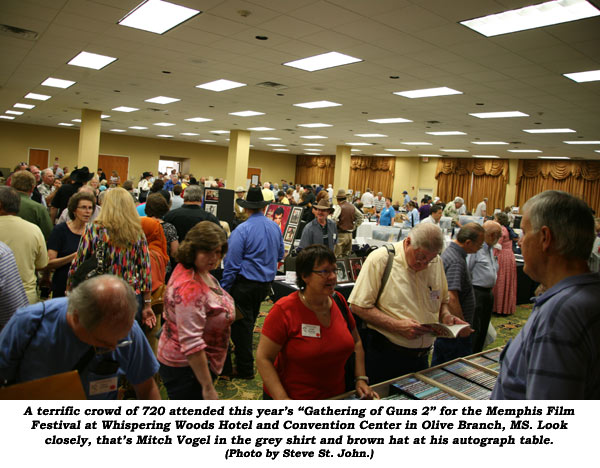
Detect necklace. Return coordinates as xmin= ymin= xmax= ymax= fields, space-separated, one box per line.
xmin=300 ymin=291 xmax=330 ymax=314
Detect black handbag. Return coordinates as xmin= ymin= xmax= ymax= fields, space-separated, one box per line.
xmin=70 ymin=233 xmax=108 ymax=289
xmin=332 ymin=292 xmax=356 ymax=392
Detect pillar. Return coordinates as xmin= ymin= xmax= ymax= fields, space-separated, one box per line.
xmin=77 ymin=109 xmax=101 ymax=170
xmin=333 ymin=145 xmax=351 ymax=193
xmin=225 ymin=130 xmax=250 ymax=190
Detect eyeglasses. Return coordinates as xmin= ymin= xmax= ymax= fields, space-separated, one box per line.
xmin=312 ymin=269 xmax=339 ymax=277
xmin=95 ymin=339 xmax=132 ymax=355
xmin=413 ymin=250 xmax=438 ymax=265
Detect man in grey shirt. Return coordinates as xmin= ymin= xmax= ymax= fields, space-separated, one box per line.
xmin=299 ymin=199 xmax=337 ymax=251
xmin=467 ymin=221 xmax=502 ymax=352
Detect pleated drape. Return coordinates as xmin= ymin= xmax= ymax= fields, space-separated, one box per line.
xmin=295 ymin=155 xmax=335 ymax=187
xmin=348 ymin=156 xmax=395 ymax=196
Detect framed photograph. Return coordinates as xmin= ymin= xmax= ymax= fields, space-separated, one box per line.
xmin=251 ymin=174 xmax=259 ymax=186
xmin=348 ymin=258 xmax=363 ymax=281
xmin=284 ymin=225 xmax=296 ymax=244
xmin=336 ymin=260 xmax=349 ymax=283
xmin=204 ymin=188 xmax=219 ymax=202
xmin=266 ymin=203 xmax=292 ymax=235
xmin=289 ymin=206 xmax=302 ymax=225
xmin=205 ymin=203 xmax=218 ymax=216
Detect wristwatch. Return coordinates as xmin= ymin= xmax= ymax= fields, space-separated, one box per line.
xmin=355 ymin=375 xmax=369 ymax=384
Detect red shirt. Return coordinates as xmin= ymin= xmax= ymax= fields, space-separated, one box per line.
xmin=261 ymin=291 xmax=356 ymax=399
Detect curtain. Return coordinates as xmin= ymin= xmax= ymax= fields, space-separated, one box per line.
xmin=295 ymin=155 xmax=335 ymax=187
xmin=348 ymin=156 xmax=395 ymax=197
xmin=435 ymin=158 xmax=509 ymax=212
xmin=516 ymin=160 xmax=600 ymax=213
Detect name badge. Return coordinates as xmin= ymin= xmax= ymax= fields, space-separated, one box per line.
xmin=89 ymin=376 xmax=118 ymax=396
xmin=429 ymin=289 xmax=441 ymax=301
xmin=301 ymin=324 xmax=321 ymax=338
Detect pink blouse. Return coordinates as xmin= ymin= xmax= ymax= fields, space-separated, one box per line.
xmin=157 ymin=263 xmax=234 ymax=375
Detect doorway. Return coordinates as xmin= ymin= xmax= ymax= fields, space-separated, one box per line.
xmin=28 ymin=148 xmax=49 ymax=169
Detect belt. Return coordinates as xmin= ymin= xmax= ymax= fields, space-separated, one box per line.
xmin=369 ymin=329 xmax=431 ymax=358
xmin=338 ymin=230 xmax=353 ymax=233
xmin=473 ymin=285 xmax=493 ymax=292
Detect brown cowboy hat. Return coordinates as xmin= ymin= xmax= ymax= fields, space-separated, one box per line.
xmin=335 ymin=189 xmax=348 ymax=199
xmin=313 ymin=199 xmax=334 ymax=212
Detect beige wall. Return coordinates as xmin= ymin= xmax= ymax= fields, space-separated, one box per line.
xmin=391 ymin=157 xmax=438 ymax=203
xmin=0 ymin=122 xmax=297 ymax=185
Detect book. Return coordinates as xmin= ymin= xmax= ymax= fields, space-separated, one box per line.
xmin=425 ymin=322 xmax=471 ymax=338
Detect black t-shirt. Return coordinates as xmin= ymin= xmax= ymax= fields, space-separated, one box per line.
xmin=163 ymin=204 xmax=220 ymax=242
xmin=51 ymin=182 xmax=80 ymax=216
xmin=320 ymin=222 xmax=329 ymax=246
xmin=47 ymin=222 xmax=82 ymax=297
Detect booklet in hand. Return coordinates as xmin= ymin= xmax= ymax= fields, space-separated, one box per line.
xmin=425 ymin=322 xmax=471 ymax=338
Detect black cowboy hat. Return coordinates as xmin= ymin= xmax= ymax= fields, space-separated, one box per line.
xmin=70 ymin=166 xmax=94 ymax=183
xmin=236 ymin=186 xmax=269 ymax=209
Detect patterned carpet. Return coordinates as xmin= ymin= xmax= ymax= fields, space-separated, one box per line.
xmin=204 ymin=301 xmax=535 ymax=400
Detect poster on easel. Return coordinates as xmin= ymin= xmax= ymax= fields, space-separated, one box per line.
xmin=202 ymin=187 xmax=234 ymax=227
xmin=265 ymin=203 xmax=292 ymax=236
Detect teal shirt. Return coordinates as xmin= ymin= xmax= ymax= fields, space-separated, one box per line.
xmin=17 ymin=192 xmax=52 ymax=240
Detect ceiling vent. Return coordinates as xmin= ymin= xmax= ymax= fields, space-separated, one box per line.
xmin=0 ymin=24 xmax=38 ymax=40
xmin=256 ymin=81 xmax=288 ymax=90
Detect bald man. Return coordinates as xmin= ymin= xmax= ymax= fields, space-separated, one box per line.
xmin=467 ymin=220 xmax=502 ymax=352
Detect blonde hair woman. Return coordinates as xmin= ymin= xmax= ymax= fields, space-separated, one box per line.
xmin=68 ymin=187 xmax=155 ymax=328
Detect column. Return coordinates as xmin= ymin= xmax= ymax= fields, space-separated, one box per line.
xmin=77 ymin=109 xmax=101 ymax=170
xmin=505 ymin=159 xmax=519 ymax=207
xmin=225 ymin=130 xmax=250 ymax=190
xmin=333 ymin=145 xmax=351 ymax=192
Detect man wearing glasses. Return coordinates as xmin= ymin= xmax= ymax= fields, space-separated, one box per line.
xmin=0 ymin=275 xmax=160 ymax=399
xmin=349 ymin=223 xmax=470 ymax=384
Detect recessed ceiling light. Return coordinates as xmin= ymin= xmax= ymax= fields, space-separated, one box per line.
xmin=273 ymin=148 xmax=290 ymax=152
xmin=14 ymin=103 xmax=35 ymax=109
xmin=196 ymin=79 xmax=246 ymax=92
xmin=268 ymin=144 xmax=286 ymax=147
xmin=41 ymin=77 xmax=76 ymax=89
xmin=118 ymin=0 xmax=201 ymax=35
xmin=441 ymin=149 xmax=469 ymax=152
xmin=180 ymin=132 xmax=199 ymax=136
xmin=374 ymin=153 xmax=393 ymax=156
xmin=351 ymin=149 xmax=361 ymax=152
xmin=355 ymin=134 xmax=387 ymax=138
xmin=199 ymin=139 xmax=216 ymax=143
xmin=471 ymin=141 xmax=509 ymax=145
xmin=110 ymin=129 xmax=126 ymax=132
xmin=101 ymin=115 xmax=110 ymax=119
xmin=145 ymin=96 xmax=180 ymax=104
xmin=300 ymin=135 xmax=327 ymax=139
xmin=538 ymin=156 xmax=570 ymax=159
xmin=0 ymin=116 xmax=15 ymax=120
xmin=157 ymin=134 xmax=173 ymax=138
xmin=419 ymin=154 xmax=442 ymax=157
xmin=25 ymin=93 xmax=51 ymax=101
xmin=153 ymin=122 xmax=175 ymax=126
xmin=293 ymin=101 xmax=342 ymax=109
xmin=260 ymin=137 xmax=281 ymax=141
xmin=305 ymin=152 xmax=321 ymax=155
xmin=297 ymin=123 xmax=333 ymax=128
xmin=346 ymin=142 xmax=372 ymax=146
xmin=112 ymin=106 xmax=139 ymax=112
xmin=470 ymin=111 xmax=529 ymax=118
xmin=210 ymin=130 xmax=229 ymax=134
xmin=5 ymin=110 xmax=23 ymax=115
xmin=508 ymin=149 xmax=542 ymax=153
xmin=247 ymin=127 xmax=274 ymax=131
xmin=564 ymin=69 xmax=600 ymax=83
xmin=473 ymin=155 xmax=500 ymax=158
xmin=229 ymin=110 xmax=265 ymax=117
xmin=129 ymin=126 xmax=148 ymax=129
xmin=563 ymin=140 xmax=600 ymax=144
xmin=185 ymin=117 xmax=213 ymax=123
xmin=394 ymin=87 xmax=462 ymax=98
xmin=384 ymin=148 xmax=410 ymax=152
xmin=368 ymin=117 xmax=412 ymax=124
xmin=72 ymin=119 xmax=82 ymax=122
xmin=302 ymin=143 xmax=324 ymax=147
xmin=68 ymin=51 xmax=117 ymax=70
xmin=402 ymin=142 xmax=432 ymax=145
xmin=426 ymin=131 xmax=466 ymax=136
xmin=58 ymin=123 xmax=74 ymax=126
xmin=523 ymin=128 xmax=575 ymax=133
xmin=283 ymin=51 xmax=362 ymax=72
xmin=460 ymin=0 xmax=600 ymax=37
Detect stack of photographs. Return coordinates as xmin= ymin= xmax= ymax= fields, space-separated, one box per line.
xmin=467 ymin=355 xmax=500 ymax=371
xmin=335 ymin=257 xmax=364 ymax=283
xmin=390 ymin=376 xmax=459 ymax=400
xmin=442 ymin=361 xmax=497 ymax=391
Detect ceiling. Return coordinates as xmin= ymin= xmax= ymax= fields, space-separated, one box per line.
xmin=1 ymin=0 xmax=599 ymax=160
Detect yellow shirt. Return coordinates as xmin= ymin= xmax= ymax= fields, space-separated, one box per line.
xmin=0 ymin=216 xmax=48 ymax=304
xmin=348 ymin=240 xmax=448 ymax=348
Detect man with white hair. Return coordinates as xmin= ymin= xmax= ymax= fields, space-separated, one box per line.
xmin=373 ymin=192 xmax=385 ymax=216
xmin=326 ymin=184 xmax=334 ymax=203
xmin=262 ymin=182 xmax=274 ymax=203
xmin=37 ymin=168 xmax=61 ymax=207
xmin=349 ymin=223 xmax=469 ymax=384
xmin=492 ymin=191 xmax=600 ymax=399
xmin=0 ymin=275 xmax=160 ymax=399
xmin=474 ymin=197 xmax=488 ymax=217
xmin=443 ymin=196 xmax=464 ymax=228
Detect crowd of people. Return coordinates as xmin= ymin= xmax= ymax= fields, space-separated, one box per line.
xmin=0 ymin=160 xmax=599 ymax=400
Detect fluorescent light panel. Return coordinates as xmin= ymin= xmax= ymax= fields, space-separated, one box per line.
xmin=402 ymin=142 xmax=432 ymax=145
xmin=211 ymin=130 xmax=229 ymax=134
xmin=426 ymin=131 xmax=466 ymax=136
xmin=355 ymin=134 xmax=387 ymax=138
xmin=72 ymin=119 xmax=82 ymax=122
xmin=297 ymin=123 xmax=332 ymax=128
xmin=460 ymin=0 xmax=600 ymax=37
xmin=563 ymin=140 xmax=600 ymax=144
xmin=129 ymin=126 xmax=148 ymax=129
xmin=419 ymin=154 xmax=442 ymax=157
xmin=25 ymin=93 xmax=51 ymax=101
xmin=6 ymin=110 xmax=23 ymax=115
xmin=157 ymin=134 xmax=173 ymax=138
xmin=385 ymin=148 xmax=410 ymax=152
xmin=112 ymin=106 xmax=138 ymax=112
xmin=110 ymin=129 xmax=126 ymax=132
xmin=154 ymin=122 xmax=175 ymax=127
xmin=199 ymin=139 xmax=216 ymax=143
xmin=508 ymin=149 xmax=542 ymax=153
xmin=247 ymin=127 xmax=274 ymax=131
xmin=441 ymin=149 xmax=468 ymax=152
xmin=471 ymin=141 xmax=509 ymax=145
xmin=469 ymin=111 xmax=528 ymax=118
xmin=267 ymin=144 xmax=286 ymax=147
xmin=58 ymin=123 xmax=73 ymax=126
xmin=68 ymin=51 xmax=117 ymax=70
xmin=473 ymin=155 xmax=499 ymax=158
xmin=145 ymin=96 xmax=180 ymax=104
xmin=14 ymin=103 xmax=35 ymax=109
xmin=538 ymin=156 xmax=570 ymax=159
xmin=118 ymin=0 xmax=201 ymax=35
xmin=368 ymin=117 xmax=412 ymax=124
xmin=302 ymin=143 xmax=324 ymax=147
xmin=180 ymin=132 xmax=199 ymax=136
xmin=185 ymin=117 xmax=212 ymax=123
xmin=41 ymin=77 xmax=75 ymax=88
xmin=196 ymin=79 xmax=246 ymax=92
xmin=300 ymin=135 xmax=327 ymax=139
xmin=564 ymin=69 xmax=600 ymax=83
xmin=346 ymin=142 xmax=372 ymax=146
xmin=0 ymin=116 xmax=15 ymax=120
xmin=293 ymin=100 xmax=341 ymax=109
xmin=260 ymin=137 xmax=281 ymax=141
xmin=229 ymin=110 xmax=264 ymax=117
xmin=283 ymin=51 xmax=362 ymax=72
xmin=523 ymin=128 xmax=575 ymax=133
xmin=374 ymin=153 xmax=393 ymax=156
xmin=394 ymin=87 xmax=462 ymax=98
xmin=273 ymin=149 xmax=289 ymax=152
xmin=101 ymin=115 xmax=110 ymax=119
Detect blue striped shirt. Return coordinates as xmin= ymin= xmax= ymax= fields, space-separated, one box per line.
xmin=0 ymin=242 xmax=29 ymax=331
